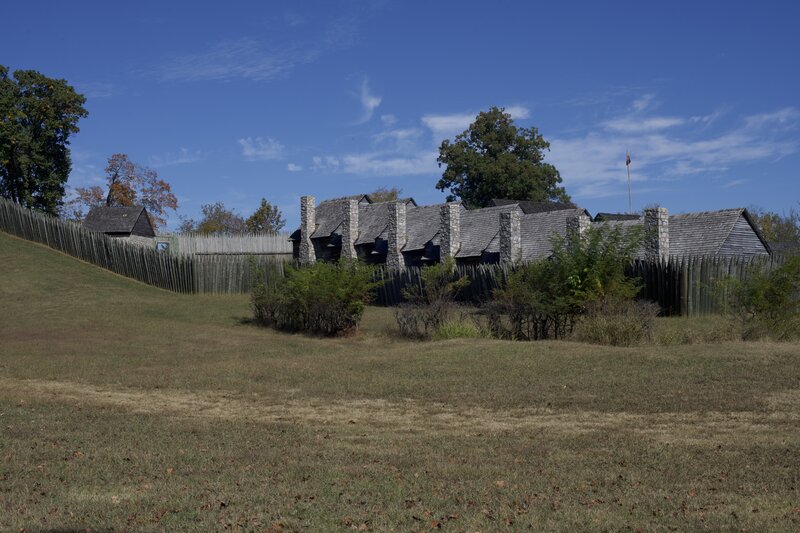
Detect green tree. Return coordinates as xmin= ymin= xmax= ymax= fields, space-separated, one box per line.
xmin=179 ymin=202 xmax=247 ymax=234
xmin=245 ymin=197 xmax=285 ymax=233
xmin=71 ymin=153 xmax=178 ymax=229
xmin=749 ymin=206 xmax=799 ymax=254
xmin=0 ymin=65 xmax=88 ymax=214
xmin=435 ymin=106 xmax=569 ymax=208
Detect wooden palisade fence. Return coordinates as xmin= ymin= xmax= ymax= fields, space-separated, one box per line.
xmin=0 ymin=198 xmax=287 ymax=294
xmin=0 ymin=198 xmax=781 ymax=311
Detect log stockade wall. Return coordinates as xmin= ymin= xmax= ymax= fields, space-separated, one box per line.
xmin=1 ymin=198 xmax=782 ymax=311
xmin=0 ymin=198 xmax=287 ymax=294
xmin=159 ymin=232 xmax=293 ymax=256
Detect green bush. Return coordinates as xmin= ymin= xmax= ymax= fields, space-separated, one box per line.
xmin=572 ymin=297 xmax=659 ymax=346
xmin=724 ymin=256 xmax=800 ymax=340
xmin=252 ymin=260 xmax=376 ymax=336
xmin=486 ymin=224 xmax=645 ymax=340
xmin=394 ymin=257 xmax=469 ymax=338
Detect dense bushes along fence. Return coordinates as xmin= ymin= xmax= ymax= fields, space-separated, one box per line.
xmin=374 ymin=256 xmax=783 ymax=316
xmin=0 ymin=198 xmax=287 ymax=294
xmin=0 ymin=198 xmax=782 ymax=309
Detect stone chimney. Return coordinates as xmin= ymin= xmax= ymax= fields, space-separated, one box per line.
xmin=386 ymin=201 xmax=407 ymax=270
xmin=644 ymin=207 xmax=670 ymax=261
xmin=340 ymin=199 xmax=358 ymax=259
xmin=566 ymin=212 xmax=592 ymax=247
xmin=499 ymin=211 xmax=521 ymax=264
xmin=440 ymin=202 xmax=461 ymax=261
xmin=299 ymin=195 xmax=316 ymax=264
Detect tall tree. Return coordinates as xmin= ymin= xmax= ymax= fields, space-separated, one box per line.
xmin=368 ymin=186 xmax=402 ymax=203
xmin=72 ymin=153 xmax=178 ymax=229
xmin=0 ymin=65 xmax=88 ymax=214
xmin=435 ymin=107 xmax=569 ymax=208
xmin=750 ymin=205 xmax=800 ymax=254
xmin=179 ymin=202 xmax=247 ymax=234
xmin=246 ymin=197 xmax=285 ymax=233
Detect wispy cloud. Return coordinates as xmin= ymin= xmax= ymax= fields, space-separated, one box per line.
xmin=155 ymin=38 xmax=297 ymax=82
xmin=238 ymin=137 xmax=285 ymax=161
xmin=287 ymin=163 xmax=303 ymax=172
xmin=422 ymin=105 xmax=531 ymax=142
xmin=150 ymin=148 xmax=203 ymax=167
xmin=355 ymin=78 xmax=381 ymax=123
xmin=73 ymin=81 xmax=114 ymax=99
xmin=339 ymin=151 xmax=438 ymax=176
xmin=380 ymin=114 xmax=397 ymax=126
xmin=549 ymin=100 xmax=800 ymax=199
xmin=152 ymin=15 xmax=359 ymax=83
xmin=604 ymin=116 xmax=685 ymax=133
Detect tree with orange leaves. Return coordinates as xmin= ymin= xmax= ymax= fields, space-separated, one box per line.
xmin=71 ymin=153 xmax=178 ymax=229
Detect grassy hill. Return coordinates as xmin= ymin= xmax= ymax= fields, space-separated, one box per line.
xmin=1 ymin=231 xmax=799 ymax=531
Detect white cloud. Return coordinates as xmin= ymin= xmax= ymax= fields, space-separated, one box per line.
xmin=312 ymin=155 xmax=341 ymax=171
xmin=156 ymin=39 xmax=296 ymax=82
xmin=356 ymin=78 xmax=381 ymax=123
xmin=422 ymin=105 xmax=531 ymax=142
xmin=421 ymin=112 xmax=474 ymax=142
xmin=503 ymin=105 xmax=530 ymax=120
xmin=152 ymin=15 xmax=359 ymax=83
xmin=604 ymin=116 xmax=685 ymax=133
xmin=150 ymin=147 xmax=203 ymax=167
xmin=238 ymin=137 xmax=285 ymax=161
xmin=287 ymin=163 xmax=303 ymax=172
xmin=632 ymin=94 xmax=656 ymax=112
xmin=380 ymin=114 xmax=397 ymax=126
xmin=340 ymin=150 xmax=438 ymax=176
xmin=549 ymin=104 xmax=800 ymax=199
xmin=744 ymin=107 xmax=800 ymax=128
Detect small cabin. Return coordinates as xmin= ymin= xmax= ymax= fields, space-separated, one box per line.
xmin=83 ymin=206 xmax=156 ymax=238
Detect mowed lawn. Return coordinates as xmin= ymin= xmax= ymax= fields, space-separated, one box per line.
xmin=1 ymin=232 xmax=799 ymax=532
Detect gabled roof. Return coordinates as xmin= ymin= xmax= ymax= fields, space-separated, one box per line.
xmin=356 ymin=202 xmax=392 ymax=245
xmin=457 ymin=204 xmax=522 ymax=258
xmin=404 ymin=204 xmax=445 ymax=251
xmin=490 ymin=198 xmax=578 ymax=214
xmin=594 ymin=212 xmax=641 ymax=222
xmin=310 ymin=199 xmax=347 ymax=239
xmin=669 ymin=208 xmax=771 ymax=256
xmin=520 ymin=208 xmax=588 ymax=261
xmin=83 ymin=206 xmax=151 ymax=234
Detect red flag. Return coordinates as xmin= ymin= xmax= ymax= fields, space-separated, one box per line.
xmin=626 ymin=151 xmax=631 ymax=166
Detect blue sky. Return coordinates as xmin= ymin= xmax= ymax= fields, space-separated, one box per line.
xmin=3 ymin=0 xmax=799 ymax=230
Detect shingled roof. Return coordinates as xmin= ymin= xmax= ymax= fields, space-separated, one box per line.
xmin=490 ymin=199 xmax=578 ymax=214
xmin=520 ymin=208 xmax=588 ymax=261
xmin=457 ymin=204 xmax=522 ymax=258
xmin=669 ymin=208 xmax=770 ymax=256
xmin=404 ymin=204 xmax=445 ymax=251
xmin=83 ymin=206 xmax=154 ymax=236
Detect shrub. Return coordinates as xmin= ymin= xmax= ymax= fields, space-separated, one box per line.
xmin=485 ymin=224 xmax=645 ymax=340
xmin=394 ymin=258 xmax=469 ymax=338
xmin=724 ymin=256 xmax=800 ymax=340
xmin=572 ymin=297 xmax=659 ymax=346
xmin=252 ymin=259 xmax=376 ymax=336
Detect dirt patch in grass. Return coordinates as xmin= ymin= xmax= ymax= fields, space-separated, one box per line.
xmin=3 ymin=377 xmax=797 ymax=446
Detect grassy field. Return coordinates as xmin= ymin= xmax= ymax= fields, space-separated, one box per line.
xmin=1 ymin=231 xmax=799 ymax=531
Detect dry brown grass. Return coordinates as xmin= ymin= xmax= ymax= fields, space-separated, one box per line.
xmin=1 ymin=232 xmax=800 ymax=531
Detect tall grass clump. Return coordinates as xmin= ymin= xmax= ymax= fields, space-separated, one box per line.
xmin=252 ymin=259 xmax=376 ymax=336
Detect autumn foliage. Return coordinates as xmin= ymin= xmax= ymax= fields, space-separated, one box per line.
xmin=72 ymin=153 xmax=178 ymax=229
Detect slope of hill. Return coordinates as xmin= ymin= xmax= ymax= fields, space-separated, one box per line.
xmin=1 ymin=230 xmax=799 ymax=531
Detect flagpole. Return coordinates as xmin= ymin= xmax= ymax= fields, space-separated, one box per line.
xmin=626 ymin=150 xmax=632 ymax=214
